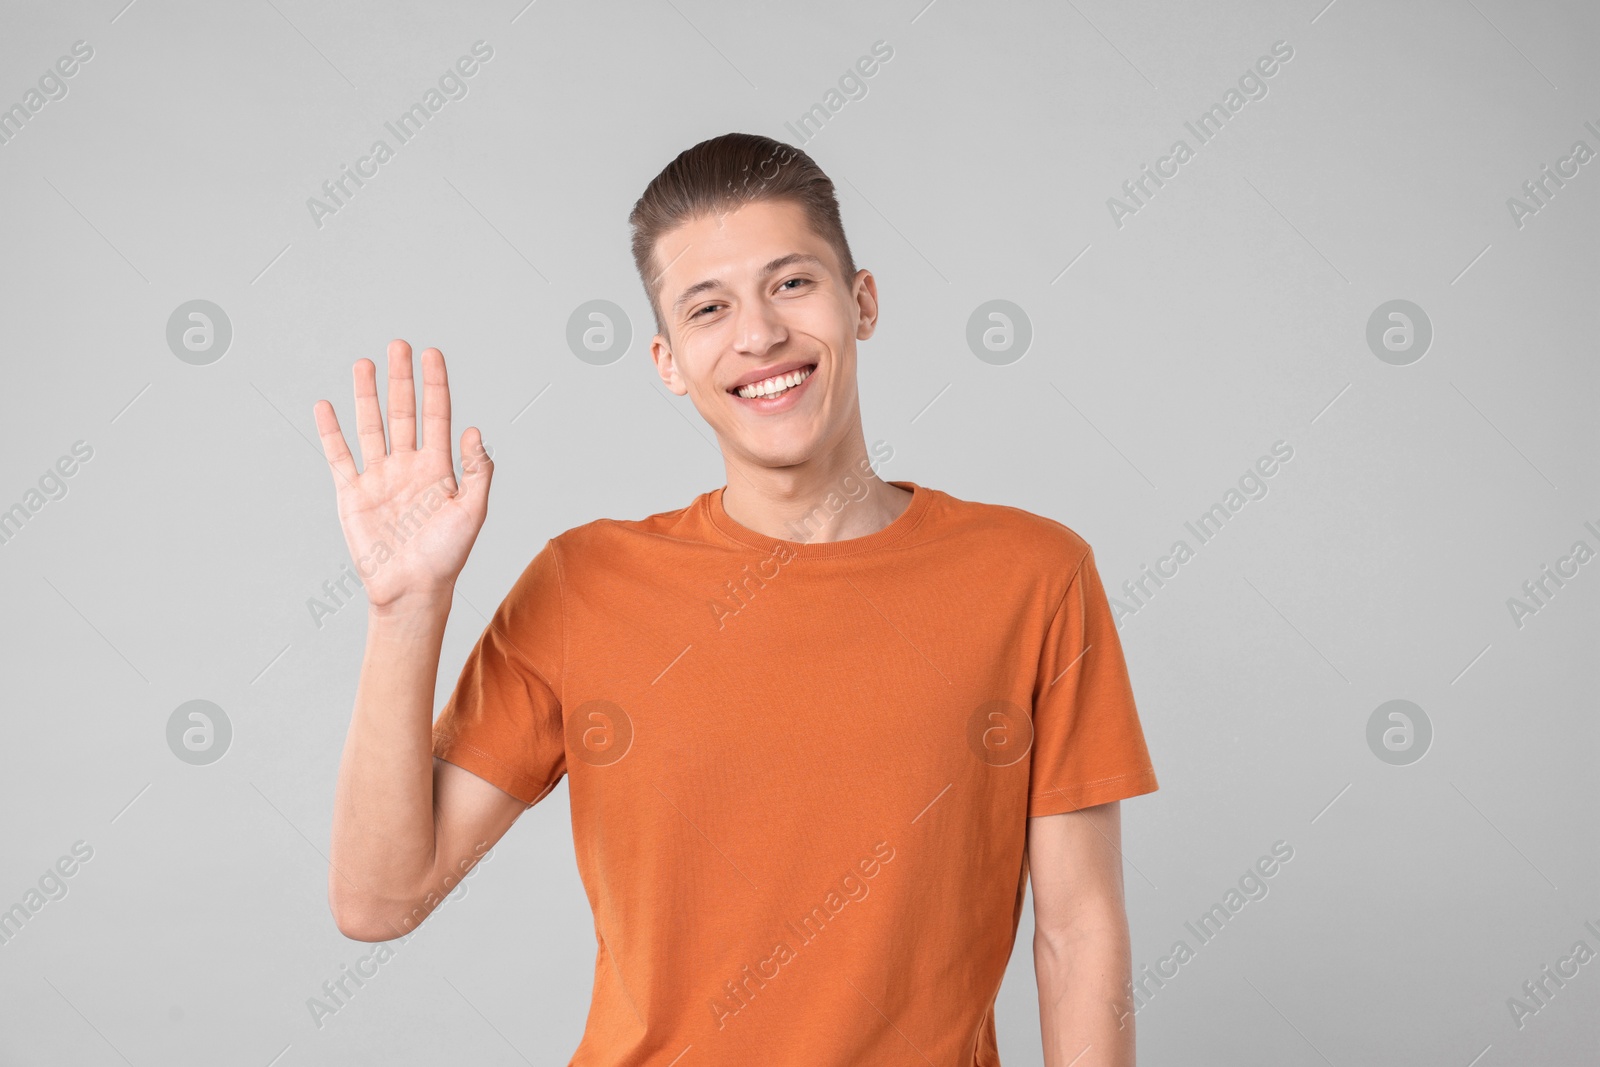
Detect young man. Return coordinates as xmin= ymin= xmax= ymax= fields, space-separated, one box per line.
xmin=316 ymin=132 xmax=1158 ymax=1066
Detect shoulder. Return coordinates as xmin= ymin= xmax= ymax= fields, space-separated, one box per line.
xmin=922 ymin=484 xmax=1093 ymax=573
xmin=545 ymin=493 xmax=714 ymax=567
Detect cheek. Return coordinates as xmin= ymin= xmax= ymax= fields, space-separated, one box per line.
xmin=787 ymin=301 xmax=847 ymax=347
xmin=677 ymin=343 xmax=722 ymax=397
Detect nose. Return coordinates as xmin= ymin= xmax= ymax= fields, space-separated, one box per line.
xmin=731 ymin=297 xmax=786 ymax=357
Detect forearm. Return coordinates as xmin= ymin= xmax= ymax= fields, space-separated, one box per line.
xmin=1034 ymin=911 xmax=1137 ymax=1067
xmin=328 ymin=594 xmax=452 ymax=934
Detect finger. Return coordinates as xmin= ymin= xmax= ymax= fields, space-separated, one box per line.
xmin=458 ymin=427 xmax=493 ymax=513
xmin=312 ymin=399 xmax=358 ymax=487
xmin=387 ymin=338 xmax=417 ymax=453
xmin=420 ymin=347 xmax=452 ymax=456
xmin=353 ymin=357 xmax=387 ymax=469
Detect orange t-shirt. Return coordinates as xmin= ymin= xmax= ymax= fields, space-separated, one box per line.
xmin=431 ymin=479 xmax=1158 ymax=1065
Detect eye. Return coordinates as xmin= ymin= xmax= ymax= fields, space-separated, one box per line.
xmin=692 ymin=303 xmax=724 ymax=318
xmin=779 ymin=277 xmax=812 ymax=292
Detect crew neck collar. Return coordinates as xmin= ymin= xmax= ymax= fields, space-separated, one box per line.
xmin=706 ymin=479 xmax=931 ymax=558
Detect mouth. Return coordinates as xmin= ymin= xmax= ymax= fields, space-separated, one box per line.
xmin=728 ymin=363 xmax=817 ymax=410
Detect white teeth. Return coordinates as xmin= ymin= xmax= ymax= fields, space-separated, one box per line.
xmin=736 ymin=365 xmax=812 ymax=399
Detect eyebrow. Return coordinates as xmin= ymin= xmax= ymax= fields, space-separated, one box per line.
xmin=669 ymin=253 xmax=826 ymax=316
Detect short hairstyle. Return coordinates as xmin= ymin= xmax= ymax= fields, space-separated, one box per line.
xmin=628 ymin=132 xmax=857 ymax=338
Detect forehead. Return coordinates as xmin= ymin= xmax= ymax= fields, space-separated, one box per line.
xmin=654 ymin=199 xmax=832 ymax=288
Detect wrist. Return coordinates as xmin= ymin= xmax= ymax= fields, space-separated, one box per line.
xmin=368 ymin=587 xmax=454 ymax=625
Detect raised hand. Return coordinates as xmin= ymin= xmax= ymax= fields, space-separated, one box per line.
xmin=312 ymin=340 xmax=493 ymax=614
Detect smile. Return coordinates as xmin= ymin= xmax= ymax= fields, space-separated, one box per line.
xmin=731 ymin=364 xmax=815 ymax=400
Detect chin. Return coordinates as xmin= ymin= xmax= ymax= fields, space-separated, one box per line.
xmin=749 ymin=446 xmax=815 ymax=470
xmin=741 ymin=435 xmax=818 ymax=470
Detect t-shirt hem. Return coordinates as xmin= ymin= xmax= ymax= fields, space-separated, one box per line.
xmin=1027 ymin=768 xmax=1159 ymax=817
xmin=431 ymin=734 xmax=559 ymax=807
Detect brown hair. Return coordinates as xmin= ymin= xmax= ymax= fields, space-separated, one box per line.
xmin=628 ymin=132 xmax=857 ymax=339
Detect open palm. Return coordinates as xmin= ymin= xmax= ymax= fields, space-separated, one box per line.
xmin=312 ymin=340 xmax=493 ymax=613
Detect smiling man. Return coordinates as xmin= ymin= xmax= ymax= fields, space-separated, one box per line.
xmin=318 ymin=132 xmax=1158 ymax=1066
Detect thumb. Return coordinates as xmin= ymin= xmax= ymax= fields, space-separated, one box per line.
xmin=458 ymin=427 xmax=494 ymax=507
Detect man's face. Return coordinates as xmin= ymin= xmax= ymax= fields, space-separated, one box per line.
xmin=649 ymin=198 xmax=878 ymax=470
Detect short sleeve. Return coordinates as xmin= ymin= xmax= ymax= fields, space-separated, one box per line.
xmin=1027 ymin=547 xmax=1159 ymax=817
xmin=431 ymin=538 xmax=568 ymax=806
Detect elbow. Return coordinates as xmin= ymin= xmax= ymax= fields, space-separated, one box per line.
xmin=334 ymin=914 xmax=397 ymax=943
xmin=1032 ymin=923 xmax=1080 ymax=973
xmin=331 ymin=905 xmax=421 ymax=943
xmin=337 ymin=924 xmax=388 ymax=943
xmin=329 ymin=897 xmax=391 ymax=943
xmin=1033 ymin=908 xmax=1130 ymax=959
xmin=328 ymin=886 xmax=422 ymax=944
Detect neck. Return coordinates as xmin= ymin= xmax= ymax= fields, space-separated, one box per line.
xmin=720 ymin=429 xmax=909 ymax=545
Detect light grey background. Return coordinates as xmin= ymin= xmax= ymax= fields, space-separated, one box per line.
xmin=1 ymin=0 xmax=1596 ymax=1064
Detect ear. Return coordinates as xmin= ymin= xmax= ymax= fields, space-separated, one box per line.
xmin=650 ymin=333 xmax=688 ymax=396
xmin=852 ymin=269 xmax=879 ymax=341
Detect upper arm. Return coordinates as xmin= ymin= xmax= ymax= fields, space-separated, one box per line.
xmin=336 ymin=758 xmax=529 ymax=943
xmin=428 ymin=756 xmax=529 ymax=882
xmin=376 ymin=757 xmax=529 ymax=940
xmin=420 ymin=538 xmax=569 ymax=915
xmin=1028 ymin=799 xmax=1127 ymax=936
